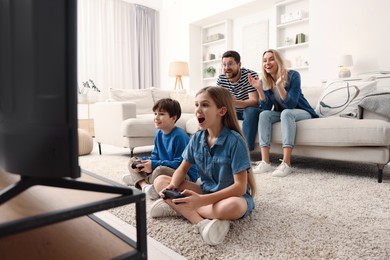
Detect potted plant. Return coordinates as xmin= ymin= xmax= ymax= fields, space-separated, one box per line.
xmin=204 ymin=66 xmax=216 ymax=77
xmin=78 ymin=79 xmax=101 ymax=102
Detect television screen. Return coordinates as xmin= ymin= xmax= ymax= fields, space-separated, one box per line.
xmin=0 ymin=0 xmax=80 ymax=179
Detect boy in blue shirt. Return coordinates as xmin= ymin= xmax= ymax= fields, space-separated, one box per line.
xmin=122 ymin=98 xmax=198 ymax=199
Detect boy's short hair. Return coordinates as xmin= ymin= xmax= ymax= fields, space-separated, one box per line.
xmin=153 ymin=98 xmax=181 ymax=122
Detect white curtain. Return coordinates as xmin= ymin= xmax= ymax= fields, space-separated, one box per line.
xmin=77 ymin=0 xmax=159 ymax=98
xmin=135 ymin=4 xmax=160 ymax=89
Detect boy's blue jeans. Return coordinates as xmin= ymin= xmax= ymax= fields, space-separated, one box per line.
xmin=236 ymin=106 xmax=263 ymax=151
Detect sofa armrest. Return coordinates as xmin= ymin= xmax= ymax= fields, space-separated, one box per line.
xmin=93 ymin=101 xmax=137 ymax=147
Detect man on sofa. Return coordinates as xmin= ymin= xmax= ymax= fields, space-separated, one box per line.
xmin=217 ymin=50 xmax=262 ymax=151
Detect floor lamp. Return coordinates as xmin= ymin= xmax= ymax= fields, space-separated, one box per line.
xmin=169 ymin=61 xmax=189 ymax=90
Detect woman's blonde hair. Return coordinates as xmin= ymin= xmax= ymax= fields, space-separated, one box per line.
xmin=196 ymin=86 xmax=257 ymax=197
xmin=261 ymin=49 xmax=287 ymax=90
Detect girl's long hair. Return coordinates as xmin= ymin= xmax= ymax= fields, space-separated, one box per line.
xmin=196 ymin=86 xmax=257 ymax=197
xmin=261 ymin=49 xmax=287 ymax=90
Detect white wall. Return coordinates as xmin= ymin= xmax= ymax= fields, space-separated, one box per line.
xmin=158 ymin=0 xmax=260 ymax=91
xmin=159 ymin=0 xmax=390 ymax=89
xmin=309 ymin=0 xmax=390 ymax=84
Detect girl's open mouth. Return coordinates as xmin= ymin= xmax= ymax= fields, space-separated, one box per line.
xmin=197 ymin=117 xmax=205 ymax=124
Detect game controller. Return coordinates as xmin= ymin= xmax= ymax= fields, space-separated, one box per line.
xmin=162 ymin=189 xmax=187 ymax=204
xmin=131 ymin=161 xmax=144 ymax=170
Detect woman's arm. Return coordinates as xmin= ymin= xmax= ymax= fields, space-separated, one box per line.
xmin=248 ymin=74 xmax=266 ymax=101
xmin=279 ymin=70 xmax=302 ymax=108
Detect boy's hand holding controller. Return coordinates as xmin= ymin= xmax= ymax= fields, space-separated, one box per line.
xmin=131 ymin=161 xmax=144 ymax=170
xmin=131 ymin=160 xmax=152 ymax=174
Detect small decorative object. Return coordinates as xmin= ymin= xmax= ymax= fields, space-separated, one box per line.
xmin=205 ymin=33 xmax=224 ymax=43
xmin=78 ymin=79 xmax=101 ymax=102
xmin=204 ymin=66 xmax=216 ymax=77
xmin=295 ymin=33 xmax=306 ymax=44
xmin=208 ymin=53 xmax=216 ymax=60
xmin=78 ymin=79 xmax=101 ymax=94
xmin=281 ymin=10 xmax=305 ymax=24
xmin=285 ymin=36 xmax=291 ymax=45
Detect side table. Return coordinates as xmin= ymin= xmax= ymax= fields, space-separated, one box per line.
xmin=78 ymin=101 xmax=95 ymax=136
xmin=0 ymin=169 xmax=147 ymax=259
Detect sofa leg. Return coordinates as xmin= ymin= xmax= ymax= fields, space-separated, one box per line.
xmin=98 ymin=142 xmax=102 ymax=155
xmin=377 ymin=164 xmax=385 ymax=183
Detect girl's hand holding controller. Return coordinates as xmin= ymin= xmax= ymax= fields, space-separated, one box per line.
xmin=161 ymin=189 xmax=187 ymax=204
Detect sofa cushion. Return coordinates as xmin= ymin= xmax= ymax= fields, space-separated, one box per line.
xmin=121 ymin=115 xmax=156 ymax=137
xmin=109 ymin=88 xmax=154 ymax=114
xmin=152 ymin=87 xmax=172 ymax=103
xmin=315 ymin=80 xmax=377 ymax=117
xmin=271 ymin=117 xmax=390 ymax=147
xmin=302 ymin=86 xmax=322 ymax=109
xmin=122 ymin=113 xmax=195 ymax=138
xmin=170 ymin=92 xmax=195 ymax=113
xmin=186 ymin=117 xmax=199 ymax=135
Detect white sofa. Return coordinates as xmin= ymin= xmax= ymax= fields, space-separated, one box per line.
xmin=94 ymin=84 xmax=390 ymax=182
xmin=93 ymin=87 xmax=196 ymax=156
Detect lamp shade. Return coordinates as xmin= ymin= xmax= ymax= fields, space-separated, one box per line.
xmin=338 ymin=55 xmax=353 ymax=78
xmin=169 ymin=61 xmax=189 ymax=77
xmin=339 ymin=55 xmax=353 ymax=67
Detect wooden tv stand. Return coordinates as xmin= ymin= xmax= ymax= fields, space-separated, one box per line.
xmin=0 ymin=169 xmax=147 ymax=259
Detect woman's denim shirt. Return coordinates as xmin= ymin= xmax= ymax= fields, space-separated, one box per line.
xmin=183 ymin=127 xmax=252 ymax=196
xmin=259 ymin=70 xmax=318 ymax=118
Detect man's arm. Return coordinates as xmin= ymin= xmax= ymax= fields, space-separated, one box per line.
xmin=234 ymin=91 xmax=259 ymax=108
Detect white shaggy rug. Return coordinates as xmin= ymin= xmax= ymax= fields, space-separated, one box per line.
xmin=79 ymin=143 xmax=390 ymax=260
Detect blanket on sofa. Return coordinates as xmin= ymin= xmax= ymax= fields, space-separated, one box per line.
xmin=358 ymin=91 xmax=390 ymax=119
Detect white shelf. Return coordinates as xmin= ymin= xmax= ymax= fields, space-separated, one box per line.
xmin=275 ymin=0 xmax=310 ymax=69
xmin=277 ymin=17 xmax=309 ymax=28
xmin=202 ymin=59 xmax=219 ymax=64
xmin=276 ymin=0 xmax=305 ymax=7
xmin=202 ymin=39 xmax=225 ymax=46
xmin=200 ymin=20 xmax=232 ymax=88
xmin=277 ymin=42 xmax=309 ymax=50
xmin=290 ymin=65 xmax=309 ymax=70
xmin=203 ymin=76 xmax=218 ymax=81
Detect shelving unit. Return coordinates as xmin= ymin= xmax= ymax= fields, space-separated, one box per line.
xmin=201 ymin=20 xmax=232 ymax=87
xmin=275 ymin=0 xmax=310 ymax=70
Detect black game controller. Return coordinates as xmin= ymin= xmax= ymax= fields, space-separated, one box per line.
xmin=162 ymin=189 xmax=187 ymax=204
xmin=131 ymin=161 xmax=144 ymax=170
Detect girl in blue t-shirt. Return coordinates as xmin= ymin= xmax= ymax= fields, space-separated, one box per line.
xmin=150 ymin=86 xmax=256 ymax=246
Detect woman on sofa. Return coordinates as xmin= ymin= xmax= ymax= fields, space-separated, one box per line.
xmin=249 ymin=49 xmax=318 ymax=177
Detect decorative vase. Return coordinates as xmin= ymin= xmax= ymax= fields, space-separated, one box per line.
xmin=78 ymin=93 xmax=88 ymax=103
